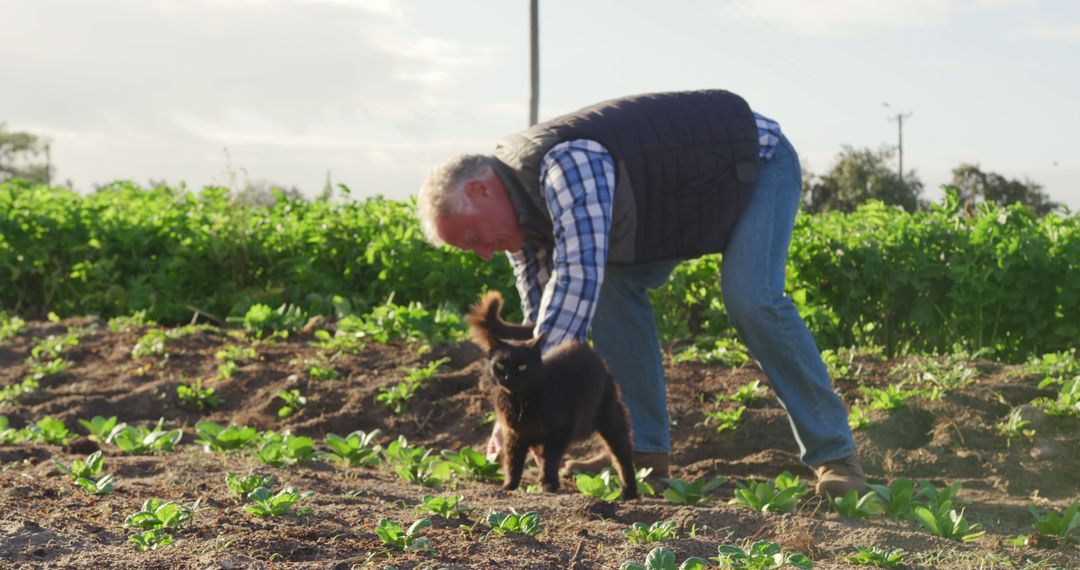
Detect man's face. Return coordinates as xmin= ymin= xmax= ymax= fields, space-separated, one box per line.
xmin=435 ymin=173 xmax=524 ymax=260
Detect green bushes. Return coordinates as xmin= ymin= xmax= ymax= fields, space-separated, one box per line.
xmin=2 ymin=182 xmax=1075 ymax=361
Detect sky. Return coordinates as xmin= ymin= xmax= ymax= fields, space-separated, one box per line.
xmin=2 ymin=0 xmax=1078 ymax=209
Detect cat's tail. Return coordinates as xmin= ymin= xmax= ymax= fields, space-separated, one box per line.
xmin=466 ymin=290 xmax=534 ymax=350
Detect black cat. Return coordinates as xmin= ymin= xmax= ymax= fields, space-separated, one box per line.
xmin=466 ymin=291 xmax=638 ymax=499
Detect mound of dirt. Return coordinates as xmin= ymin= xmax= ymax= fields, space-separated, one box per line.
xmin=1 ymin=318 xmax=1077 ymax=568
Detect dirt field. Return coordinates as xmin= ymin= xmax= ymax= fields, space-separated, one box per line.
xmin=1 ymin=318 xmax=1078 ymax=569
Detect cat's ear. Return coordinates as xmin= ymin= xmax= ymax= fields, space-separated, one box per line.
xmin=527 ymin=333 xmax=546 ymax=352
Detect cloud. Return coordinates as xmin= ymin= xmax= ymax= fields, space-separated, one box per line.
xmin=1010 ymin=21 xmax=1080 ymax=42
xmin=713 ymin=0 xmax=1034 ymax=37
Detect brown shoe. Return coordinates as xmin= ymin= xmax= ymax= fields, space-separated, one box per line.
xmin=560 ymin=451 xmax=670 ymax=480
xmin=814 ymin=454 xmax=867 ymax=497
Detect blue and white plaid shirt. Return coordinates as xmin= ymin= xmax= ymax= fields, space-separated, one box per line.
xmin=508 ymin=112 xmax=782 ymax=349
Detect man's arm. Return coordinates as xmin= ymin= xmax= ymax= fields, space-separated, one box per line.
xmin=533 ymin=140 xmax=615 ymax=348
xmin=506 ymin=245 xmax=550 ymax=325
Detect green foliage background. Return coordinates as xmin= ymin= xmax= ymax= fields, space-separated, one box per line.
xmin=2 ymin=181 xmax=1076 ymax=361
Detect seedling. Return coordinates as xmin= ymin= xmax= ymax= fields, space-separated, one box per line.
xmin=848 ymin=405 xmax=871 ymax=430
xmin=22 ymin=416 xmax=77 ymax=445
xmin=129 ymin=529 xmax=174 ymax=552
xmin=416 ymin=494 xmax=466 ymax=519
xmin=711 ymin=541 xmax=812 ymax=570
xmin=915 ymin=480 xmax=963 ymax=512
xmin=729 ymin=472 xmax=808 ymax=513
xmin=78 ymin=416 xmax=118 ymax=442
xmin=867 ymin=477 xmax=920 ymax=519
xmin=705 ymin=405 xmax=745 ymax=432
xmin=318 ymin=430 xmax=382 ymax=467
xmin=441 ymin=446 xmax=502 ymax=482
xmin=661 ymin=476 xmax=725 ymax=506
xmin=624 ymin=520 xmax=678 ymax=544
xmin=672 ymin=336 xmax=750 ymax=367
xmin=382 ymin=436 xmax=449 ymax=487
xmin=123 ymin=498 xmax=196 ymax=530
xmin=131 ymin=328 xmax=169 ymax=360
xmin=107 ymin=419 xmax=182 ymax=454
xmin=108 ymin=310 xmax=153 ymax=333
xmin=54 ymin=450 xmax=104 ymax=479
xmin=245 ymin=486 xmax=313 ymax=517
xmin=253 ymin=432 xmax=316 ymax=467
xmin=74 ymin=474 xmax=116 ymax=495
xmin=0 ymin=313 xmax=25 ymax=340
xmin=26 ymin=357 xmax=70 ymax=379
xmin=729 ymin=380 xmax=767 ymax=404
xmin=830 ymin=489 xmax=885 ymax=519
xmin=214 ymin=345 xmax=257 ymax=362
xmin=620 ymin=547 xmax=708 ymax=570
xmin=1029 ymin=503 xmax=1080 ymax=543
xmin=996 ymin=406 xmax=1035 ymax=446
xmin=912 ymin=504 xmax=985 ymax=542
xmin=576 ymin=468 xmax=623 ymax=502
xmin=1034 ymin=377 xmax=1080 ymax=418
xmin=228 ymin=302 xmax=307 ymax=339
xmin=375 ymin=381 xmax=419 ymax=414
xmin=859 ymin=383 xmax=922 ymax=412
xmin=487 ymin=510 xmax=541 ymax=537
xmin=402 ymin=357 xmax=450 ymax=382
xmin=194 ymin=421 xmax=260 ymax=452
xmin=30 ymin=333 xmax=78 ymax=361
xmin=225 ymin=472 xmax=276 ymax=499
xmin=176 ymin=379 xmax=223 ymax=410
xmin=375 ymin=518 xmax=433 ymax=552
xmin=845 ymin=546 xmax=906 ymax=568
xmin=276 ymin=389 xmax=307 ymax=418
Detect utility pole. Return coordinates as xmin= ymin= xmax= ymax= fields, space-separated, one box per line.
xmin=883 ymin=102 xmax=912 ymax=181
xmin=529 ymin=0 xmax=539 ymax=126
xmin=45 ymin=142 xmax=52 ymax=185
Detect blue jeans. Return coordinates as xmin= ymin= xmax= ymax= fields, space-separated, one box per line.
xmin=590 ymin=133 xmax=856 ymax=466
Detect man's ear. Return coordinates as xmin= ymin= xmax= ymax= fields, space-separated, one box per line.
xmin=464 ymin=178 xmax=488 ymax=201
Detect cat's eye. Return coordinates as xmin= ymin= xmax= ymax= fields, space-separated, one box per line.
xmin=516 ymin=364 xmax=527 ymax=371
xmin=493 ymin=362 xmax=505 ymax=371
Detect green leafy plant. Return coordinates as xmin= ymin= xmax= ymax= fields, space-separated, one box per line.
xmin=845 ymin=546 xmax=905 ymax=568
xmin=661 ymin=476 xmax=725 ymax=506
xmin=253 ymin=432 xmax=316 ymax=467
xmin=245 ymin=486 xmax=313 ymax=517
xmin=672 ymin=336 xmax=750 ymax=367
xmin=54 ymin=451 xmax=115 ymax=495
xmin=107 ymin=310 xmax=153 ymax=333
xmin=129 ymin=529 xmax=174 ymax=551
xmin=859 ymin=383 xmax=922 ymax=412
xmin=131 ymin=328 xmax=169 ymax=360
xmin=912 ymin=504 xmax=985 ymax=542
xmin=78 ymin=415 xmax=118 ymax=442
xmin=711 ymin=541 xmax=812 ymax=570
xmin=830 ymin=490 xmax=885 ymax=518
xmin=705 ymin=405 xmax=745 ymax=432
xmin=729 ymin=380 xmax=767 ymax=404
xmin=318 ymin=429 xmax=382 ymax=467
xmin=867 ymin=478 xmax=921 ymax=519
xmin=21 ymin=416 xmax=77 ymax=445
xmin=1028 ymin=502 xmax=1080 ymax=544
xmin=0 ymin=312 xmax=25 ymax=340
xmin=487 ymin=510 xmax=541 ymax=537
xmin=576 ymin=468 xmax=624 ymax=502
xmin=375 ymin=381 xmax=420 ymax=415
xmin=441 ymin=446 xmax=502 ymax=482
xmin=228 ymin=302 xmax=307 ymax=339
xmin=625 ymin=520 xmax=678 ymax=544
xmin=729 ymin=472 xmax=808 ymax=513
xmin=375 ymin=518 xmax=434 ymax=552
xmin=381 ymin=436 xmax=449 ymax=487
xmin=176 ymin=379 xmax=223 ymax=410
xmin=107 ymin=419 xmax=182 ymax=454
xmin=225 ymin=472 xmax=276 ymax=499
xmin=996 ymin=406 xmax=1035 ymax=446
xmin=620 ymin=547 xmax=709 ymax=570
xmin=124 ymin=498 xmax=196 ymax=530
xmin=848 ymin=405 xmax=871 ymax=430
xmin=276 ymin=389 xmax=307 ymax=418
xmin=215 ymin=345 xmax=257 ymax=362
xmin=416 ymin=494 xmax=466 ymax=519
xmin=1033 ymin=377 xmax=1080 ymax=418
xmin=194 ymin=421 xmax=260 ymax=452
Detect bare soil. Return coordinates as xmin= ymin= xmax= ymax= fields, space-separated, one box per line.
xmin=1 ymin=318 xmax=1078 ymax=569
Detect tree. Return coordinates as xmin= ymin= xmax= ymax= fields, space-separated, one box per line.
xmin=0 ymin=122 xmax=50 ymax=184
xmin=802 ymin=145 xmax=923 ymax=213
xmin=950 ymin=163 xmax=1059 ymax=215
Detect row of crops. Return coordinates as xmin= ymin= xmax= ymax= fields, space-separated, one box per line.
xmin=1 ymin=180 xmax=1077 ymax=361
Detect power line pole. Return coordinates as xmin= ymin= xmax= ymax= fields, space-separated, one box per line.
xmin=529 ymin=0 xmax=539 ymax=126
xmin=883 ymin=102 xmax=912 ymax=180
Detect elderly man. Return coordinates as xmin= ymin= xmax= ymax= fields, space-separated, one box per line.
xmin=416 ymin=90 xmax=865 ymax=496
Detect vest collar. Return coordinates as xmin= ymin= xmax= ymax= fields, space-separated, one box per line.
xmin=492 ymin=158 xmax=554 ymax=248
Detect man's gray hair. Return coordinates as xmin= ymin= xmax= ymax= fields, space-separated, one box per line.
xmin=416 ymin=154 xmax=496 ymax=246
